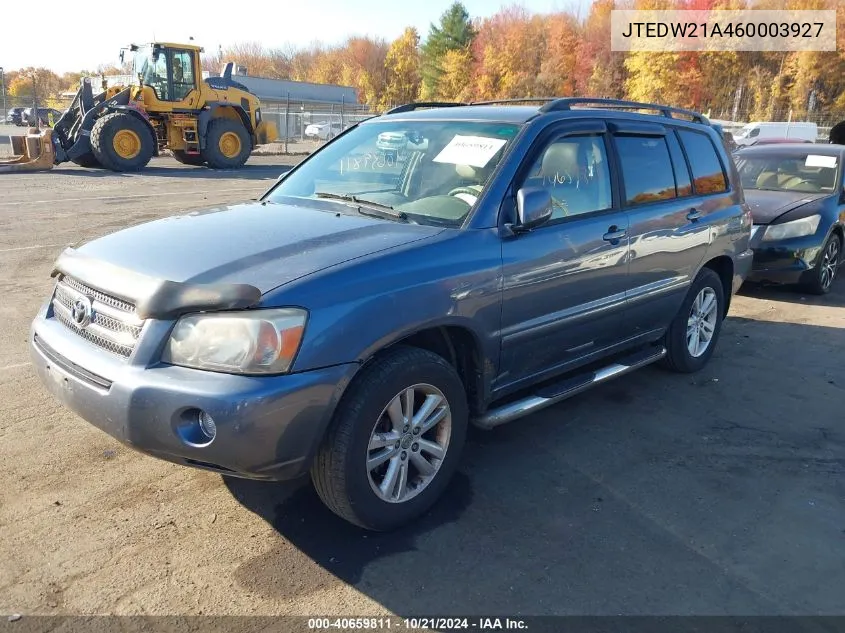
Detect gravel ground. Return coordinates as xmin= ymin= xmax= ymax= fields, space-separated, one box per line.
xmin=0 ymin=157 xmax=843 ymax=618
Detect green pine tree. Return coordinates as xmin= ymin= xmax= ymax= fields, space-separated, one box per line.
xmin=420 ymin=2 xmax=475 ymax=99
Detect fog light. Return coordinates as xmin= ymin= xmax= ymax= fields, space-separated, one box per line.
xmin=174 ymin=408 xmax=217 ymax=447
xmin=198 ymin=411 xmax=217 ymax=441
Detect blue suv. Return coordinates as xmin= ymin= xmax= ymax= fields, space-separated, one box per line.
xmin=30 ymin=98 xmax=753 ymax=530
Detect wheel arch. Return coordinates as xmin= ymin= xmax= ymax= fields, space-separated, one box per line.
xmin=198 ymin=103 xmax=252 ymax=149
xmin=373 ymin=324 xmax=487 ymax=417
xmin=702 ymin=255 xmax=734 ymax=317
xmin=104 ymin=105 xmax=159 ymax=153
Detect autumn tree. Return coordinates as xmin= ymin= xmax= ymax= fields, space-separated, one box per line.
xmin=420 ymin=2 xmax=475 ymax=99
xmin=438 ymin=48 xmax=474 ymax=101
xmin=382 ymin=27 xmax=422 ymax=108
xmin=576 ymin=0 xmax=626 ymax=98
xmin=472 ymin=6 xmax=547 ymax=99
xmin=537 ymin=13 xmax=581 ymax=96
xmin=7 ymin=68 xmax=62 ymax=104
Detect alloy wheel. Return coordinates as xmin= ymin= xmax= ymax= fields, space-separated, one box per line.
xmin=686 ymin=287 xmax=719 ymax=358
xmin=366 ymin=383 xmax=452 ymax=503
xmin=820 ymin=238 xmax=840 ymax=291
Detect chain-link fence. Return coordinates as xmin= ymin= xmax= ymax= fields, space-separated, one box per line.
xmin=256 ymin=100 xmax=381 ymax=154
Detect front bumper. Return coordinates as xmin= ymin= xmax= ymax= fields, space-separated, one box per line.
xmin=746 ymin=227 xmax=825 ymax=285
xmin=30 ymin=308 xmax=359 ymax=481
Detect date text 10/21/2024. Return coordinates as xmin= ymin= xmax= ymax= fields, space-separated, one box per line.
xmin=307 ymin=617 xmax=529 ymax=630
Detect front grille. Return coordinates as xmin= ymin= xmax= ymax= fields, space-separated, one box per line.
xmin=51 ymin=275 xmax=144 ymax=358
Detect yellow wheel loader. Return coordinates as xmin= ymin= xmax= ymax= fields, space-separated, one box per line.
xmin=42 ymin=42 xmax=277 ymax=172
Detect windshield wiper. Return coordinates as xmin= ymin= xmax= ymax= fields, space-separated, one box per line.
xmin=314 ymin=192 xmax=409 ymax=222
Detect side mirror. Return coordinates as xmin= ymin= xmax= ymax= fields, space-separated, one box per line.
xmin=515 ymin=187 xmax=553 ymax=231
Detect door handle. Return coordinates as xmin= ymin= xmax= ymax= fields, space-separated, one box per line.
xmin=687 ymin=208 xmax=702 ymax=222
xmin=603 ymin=226 xmax=627 ymax=242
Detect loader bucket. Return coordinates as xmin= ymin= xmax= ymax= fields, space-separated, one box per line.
xmin=0 ymin=129 xmax=56 ymax=173
xmin=254 ymin=120 xmax=279 ymax=145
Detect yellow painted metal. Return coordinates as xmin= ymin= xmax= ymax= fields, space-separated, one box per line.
xmin=112 ymin=129 xmax=142 ymax=159
xmin=219 ymin=131 xmax=242 ymax=158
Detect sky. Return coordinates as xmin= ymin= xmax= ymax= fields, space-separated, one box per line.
xmin=0 ymin=0 xmax=593 ymax=74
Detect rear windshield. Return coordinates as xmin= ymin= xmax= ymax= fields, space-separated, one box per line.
xmin=736 ymin=152 xmax=839 ymax=194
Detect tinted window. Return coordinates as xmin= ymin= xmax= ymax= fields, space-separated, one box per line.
xmin=519 ymin=134 xmax=612 ymax=220
xmin=666 ymin=132 xmax=692 ymax=197
xmin=679 ymin=130 xmax=728 ymax=194
xmin=749 ymin=127 xmax=760 ymax=138
xmin=615 ymin=135 xmax=676 ymax=205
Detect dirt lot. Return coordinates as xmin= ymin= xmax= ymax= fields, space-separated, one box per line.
xmin=0 ymin=157 xmax=843 ymax=618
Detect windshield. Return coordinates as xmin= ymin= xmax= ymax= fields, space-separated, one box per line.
xmin=266 ymin=120 xmax=521 ymax=227
xmin=736 ymin=152 xmax=840 ymax=194
xmin=133 ymin=46 xmax=168 ymax=93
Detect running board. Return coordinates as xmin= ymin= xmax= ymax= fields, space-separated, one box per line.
xmin=473 ymin=346 xmax=667 ymax=430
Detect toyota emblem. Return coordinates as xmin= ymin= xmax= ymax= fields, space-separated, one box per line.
xmin=71 ymin=296 xmax=93 ymax=328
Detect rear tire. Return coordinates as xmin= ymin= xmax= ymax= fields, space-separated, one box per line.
xmin=660 ymin=267 xmax=724 ymax=373
xmin=202 ymin=118 xmax=251 ymax=169
xmin=172 ymin=150 xmax=206 ymax=166
xmin=311 ymin=346 xmax=468 ymax=531
xmin=803 ymin=232 xmax=840 ymax=295
xmin=90 ymin=112 xmax=155 ymax=172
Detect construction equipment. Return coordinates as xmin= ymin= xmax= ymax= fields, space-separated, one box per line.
xmin=3 ymin=42 xmax=278 ymax=173
xmin=0 ymin=128 xmax=55 ymax=173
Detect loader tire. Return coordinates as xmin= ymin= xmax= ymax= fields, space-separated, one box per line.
xmin=172 ymin=150 xmax=206 ymax=166
xmin=91 ymin=112 xmax=154 ymax=172
xmin=71 ymin=152 xmax=101 ymax=168
xmin=202 ymin=118 xmax=251 ymax=169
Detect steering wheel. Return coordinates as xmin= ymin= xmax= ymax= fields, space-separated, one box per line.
xmin=447 ymin=186 xmax=481 ymax=200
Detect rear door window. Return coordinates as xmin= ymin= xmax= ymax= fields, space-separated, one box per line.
xmin=615 ymin=135 xmax=677 ymax=205
xmin=678 ymin=130 xmax=728 ymax=194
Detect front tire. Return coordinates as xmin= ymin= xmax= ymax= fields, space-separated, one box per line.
xmin=311 ymin=346 xmax=468 ymax=531
xmin=202 ymin=118 xmax=251 ymax=169
xmin=661 ymin=267 xmax=724 ymax=373
xmin=90 ymin=112 xmax=155 ymax=172
xmin=804 ymin=232 xmax=841 ymax=295
xmin=71 ymin=152 xmax=101 ymax=168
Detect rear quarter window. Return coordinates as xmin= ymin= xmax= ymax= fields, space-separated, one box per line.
xmin=678 ymin=129 xmax=728 ymax=194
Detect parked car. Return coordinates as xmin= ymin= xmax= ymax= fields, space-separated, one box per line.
xmin=735 ymin=143 xmax=844 ymax=294
xmin=21 ymin=107 xmax=62 ymax=127
xmin=304 ymin=121 xmax=343 ymax=141
xmin=30 ymin=98 xmax=752 ymax=531
xmin=6 ymin=107 xmax=26 ymax=126
xmin=732 ymin=121 xmax=818 ymax=147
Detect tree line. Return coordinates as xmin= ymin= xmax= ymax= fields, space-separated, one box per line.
xmin=209 ymin=0 xmax=845 ymax=122
xmin=5 ymin=0 xmax=844 ymax=123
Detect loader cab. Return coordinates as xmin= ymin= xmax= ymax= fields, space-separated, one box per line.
xmin=130 ymin=43 xmax=201 ymax=105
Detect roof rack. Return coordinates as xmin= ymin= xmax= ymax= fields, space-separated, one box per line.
xmin=538 ymin=98 xmax=709 ymax=124
xmin=469 ymin=98 xmax=558 ymax=106
xmin=383 ymin=102 xmax=466 ymax=115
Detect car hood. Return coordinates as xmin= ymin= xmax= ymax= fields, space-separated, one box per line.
xmin=75 ymin=200 xmax=443 ymax=294
xmin=744 ymin=190 xmax=829 ymax=224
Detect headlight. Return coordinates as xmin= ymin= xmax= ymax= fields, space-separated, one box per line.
xmin=162 ymin=308 xmax=307 ymax=375
xmin=762 ymin=215 xmax=821 ymax=241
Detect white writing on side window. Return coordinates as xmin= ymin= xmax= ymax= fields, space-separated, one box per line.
xmin=433 ymin=135 xmax=508 ymax=168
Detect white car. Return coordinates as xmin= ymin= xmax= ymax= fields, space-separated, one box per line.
xmin=304 ymin=121 xmax=342 ymax=141
xmin=376 ymin=131 xmax=429 ymax=159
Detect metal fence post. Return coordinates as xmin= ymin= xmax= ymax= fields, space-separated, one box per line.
xmin=284 ymin=92 xmax=289 ymax=154
xmin=341 ymin=95 xmax=345 ymax=130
